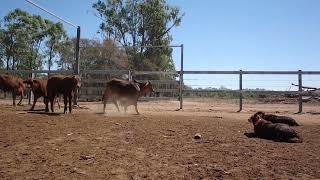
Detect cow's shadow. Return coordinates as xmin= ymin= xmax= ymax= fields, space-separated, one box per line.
xmin=26 ymin=110 xmax=61 ymax=116
xmin=244 ymin=132 xmax=256 ymax=138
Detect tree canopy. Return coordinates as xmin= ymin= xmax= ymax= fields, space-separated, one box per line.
xmin=93 ymin=0 xmax=183 ymax=71
xmin=0 ymin=1 xmax=183 ymax=73
xmin=0 ymin=8 xmax=68 ymax=71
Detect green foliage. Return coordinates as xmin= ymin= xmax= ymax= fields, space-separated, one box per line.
xmin=93 ymin=0 xmax=183 ymax=71
xmin=45 ymin=21 xmax=68 ymax=70
xmin=58 ymin=37 xmax=130 ymax=73
xmin=0 ymin=8 xmax=68 ymax=72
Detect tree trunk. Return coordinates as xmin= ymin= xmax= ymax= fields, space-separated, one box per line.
xmin=6 ymin=56 xmax=10 ymax=70
xmin=11 ymin=55 xmax=15 ymax=70
xmin=48 ymin=46 xmax=53 ymax=77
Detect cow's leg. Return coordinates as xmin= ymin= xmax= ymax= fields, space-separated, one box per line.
xmin=56 ymin=97 xmax=61 ymax=109
xmin=17 ymin=90 xmax=23 ymax=106
xmin=134 ymin=102 xmax=140 ymax=115
xmin=45 ymin=96 xmax=49 ymax=112
xmin=12 ymin=90 xmax=16 ymax=107
xmin=30 ymin=95 xmax=39 ymax=111
xmin=124 ymin=105 xmax=128 ymax=114
xmin=113 ymin=100 xmax=120 ymax=112
xmin=103 ymin=93 xmax=108 ymax=113
xmin=63 ymin=94 xmax=68 ymax=114
xmin=50 ymin=93 xmax=55 ymax=112
xmin=68 ymin=93 xmax=72 ymax=113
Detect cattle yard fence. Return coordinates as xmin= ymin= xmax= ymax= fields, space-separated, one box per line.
xmin=1 ymin=69 xmax=320 ymax=113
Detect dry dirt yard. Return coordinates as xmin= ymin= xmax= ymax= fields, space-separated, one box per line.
xmin=0 ymin=99 xmax=319 ymax=179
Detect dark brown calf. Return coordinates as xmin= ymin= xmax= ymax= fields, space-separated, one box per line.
xmin=250 ymin=111 xmax=300 ymax=126
xmin=247 ymin=114 xmax=302 ymax=143
xmin=23 ymin=78 xmax=60 ymax=111
xmin=0 ymin=74 xmax=25 ymax=106
xmin=45 ymin=75 xmax=81 ymax=113
xmin=103 ymin=79 xmax=154 ymax=114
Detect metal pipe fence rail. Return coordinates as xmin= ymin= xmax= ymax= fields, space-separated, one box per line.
xmin=180 ymin=70 xmax=320 ymax=113
xmin=1 ymin=69 xmax=320 ymax=113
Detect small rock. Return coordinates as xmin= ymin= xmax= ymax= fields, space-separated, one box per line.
xmin=70 ymin=167 xmax=87 ymax=175
xmin=194 ymin=133 xmax=201 ymax=139
xmin=80 ymin=154 xmax=95 ymax=160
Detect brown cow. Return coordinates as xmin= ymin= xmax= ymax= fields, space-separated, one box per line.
xmin=247 ymin=114 xmax=302 ymax=143
xmin=23 ymin=78 xmax=60 ymax=111
xmin=0 ymin=74 xmax=25 ymax=106
xmin=249 ymin=111 xmax=300 ymax=126
xmin=45 ymin=75 xmax=81 ymax=113
xmin=103 ymin=79 xmax=154 ymax=114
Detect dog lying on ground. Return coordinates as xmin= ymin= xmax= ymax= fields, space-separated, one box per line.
xmin=246 ymin=114 xmax=303 ymax=143
xmin=250 ymin=111 xmax=300 ymax=126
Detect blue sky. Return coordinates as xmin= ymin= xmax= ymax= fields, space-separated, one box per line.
xmin=1 ymin=0 xmax=320 ymax=90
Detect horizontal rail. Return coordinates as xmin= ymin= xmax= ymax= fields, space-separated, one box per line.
xmin=80 ymin=70 xmax=129 ymax=74
xmin=82 ymin=79 xmax=179 ymax=84
xmin=133 ymin=71 xmax=178 ymax=75
xmin=80 ymin=87 xmax=179 ymax=93
xmin=80 ymin=44 xmax=183 ymax=49
xmin=0 ymin=70 xmax=73 ymax=74
xmin=183 ymin=70 xmax=320 ymax=75
xmin=2 ymin=70 xmax=319 ymax=75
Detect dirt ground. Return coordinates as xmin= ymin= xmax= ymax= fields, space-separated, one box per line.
xmin=0 ymin=99 xmax=319 ymax=179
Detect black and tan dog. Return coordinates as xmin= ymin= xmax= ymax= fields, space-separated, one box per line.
xmin=246 ymin=114 xmax=302 ymax=143
xmin=251 ymin=111 xmax=300 ymax=126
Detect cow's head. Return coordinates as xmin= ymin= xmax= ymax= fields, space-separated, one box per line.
xmin=23 ymin=78 xmax=34 ymax=85
xmin=141 ymin=81 xmax=154 ymax=93
xmin=248 ymin=111 xmax=265 ymax=123
xmin=72 ymin=75 xmax=81 ymax=88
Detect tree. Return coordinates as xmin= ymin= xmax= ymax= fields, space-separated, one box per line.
xmin=45 ymin=22 xmax=67 ymax=71
xmin=0 ymin=9 xmax=69 ymax=72
xmin=56 ymin=39 xmax=74 ymax=70
xmin=92 ymin=0 xmax=183 ymax=71
xmin=58 ymin=38 xmax=129 ymax=71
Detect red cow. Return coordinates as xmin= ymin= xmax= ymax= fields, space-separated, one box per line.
xmin=0 ymin=74 xmax=25 ymax=106
xmin=247 ymin=114 xmax=302 ymax=143
xmin=250 ymin=111 xmax=300 ymax=126
xmin=23 ymin=78 xmax=60 ymax=111
xmin=45 ymin=75 xmax=81 ymax=113
xmin=103 ymin=79 xmax=154 ymax=114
